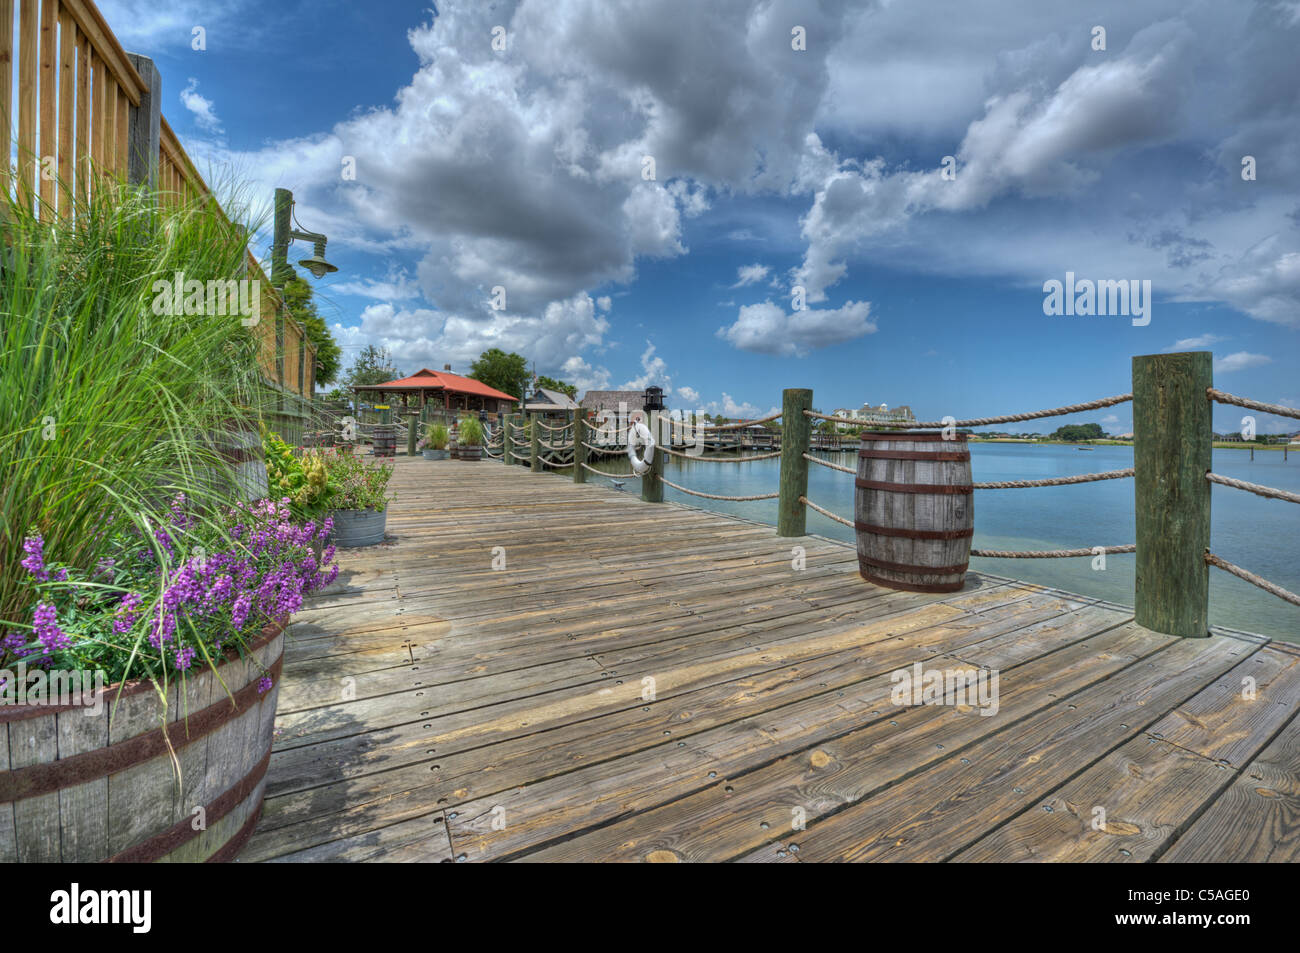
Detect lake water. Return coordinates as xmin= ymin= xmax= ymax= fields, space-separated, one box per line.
xmin=576 ymin=442 xmax=1299 ymax=642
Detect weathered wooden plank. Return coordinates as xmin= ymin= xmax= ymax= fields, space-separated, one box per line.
xmin=952 ymin=645 xmax=1300 ymax=862
xmin=737 ymin=634 xmax=1251 ymax=863
xmin=9 ymin=711 xmax=61 ymax=861
xmin=0 ymin=721 xmax=15 ymax=862
xmin=513 ymin=618 xmax=1162 ymax=862
xmin=55 ymin=700 xmax=110 ymax=862
xmin=1158 ymin=711 xmax=1300 ymax=863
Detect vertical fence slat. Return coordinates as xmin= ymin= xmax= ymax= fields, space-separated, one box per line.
xmin=57 ymin=5 xmax=74 ymax=216
xmin=18 ymin=0 xmax=38 ymax=211
xmin=38 ymin=0 xmax=56 ymax=216
xmin=114 ymin=72 xmax=126 ymax=176
xmin=0 ymin=0 xmax=13 ymax=207
xmin=75 ymin=30 xmax=88 ymax=204
xmin=90 ymin=49 xmax=103 ymax=182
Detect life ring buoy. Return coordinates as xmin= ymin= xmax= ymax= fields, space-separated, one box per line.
xmin=627 ymin=417 xmax=656 ymax=475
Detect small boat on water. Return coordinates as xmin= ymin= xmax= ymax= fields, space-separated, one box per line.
xmin=1077 ymin=446 xmax=1094 ymax=450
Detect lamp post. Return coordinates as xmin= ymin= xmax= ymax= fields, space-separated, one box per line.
xmin=270 ymin=188 xmax=339 ymax=417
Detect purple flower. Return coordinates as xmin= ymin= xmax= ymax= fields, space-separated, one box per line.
xmin=173 ymin=645 xmax=196 ymax=671
xmin=21 ymin=536 xmax=49 ymax=581
xmin=257 ymin=675 xmax=273 ymax=694
xmin=113 ymin=592 xmax=142 ymax=635
xmin=32 ymin=602 xmax=70 ymax=656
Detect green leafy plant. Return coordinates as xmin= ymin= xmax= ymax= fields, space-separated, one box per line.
xmin=326 ymin=451 xmax=394 ymax=511
xmin=263 ymin=430 xmax=338 ymax=519
xmin=422 ymin=423 xmax=449 ymax=450
xmin=0 ymin=173 xmax=286 ymax=680
xmin=457 ymin=415 xmax=485 ymax=447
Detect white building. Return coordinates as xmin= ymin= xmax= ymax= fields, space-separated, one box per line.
xmin=828 ymin=403 xmax=917 ymax=429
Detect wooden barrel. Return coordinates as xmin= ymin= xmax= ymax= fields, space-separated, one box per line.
xmin=854 ymin=432 xmax=973 ymax=593
xmin=372 ymin=425 xmax=396 ymax=458
xmin=0 ymin=622 xmax=285 ymax=862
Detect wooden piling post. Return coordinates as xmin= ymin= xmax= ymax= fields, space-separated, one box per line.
xmin=642 ymin=413 xmax=664 ymax=503
xmin=778 ymin=388 xmax=813 ymax=536
xmin=530 ymin=413 xmax=541 ymax=472
xmin=502 ymin=414 xmax=512 ymax=465
xmin=1133 ymin=352 xmax=1212 ymax=637
xmin=406 ymin=410 xmax=418 ymax=457
xmin=574 ymin=416 xmax=587 ymax=483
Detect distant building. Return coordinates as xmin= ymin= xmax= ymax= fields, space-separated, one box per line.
xmin=352 ymin=368 xmax=518 ymax=416
xmin=580 ymin=390 xmax=646 ymax=417
xmin=828 ymin=403 xmax=917 ymax=429
xmin=524 ymin=386 xmax=580 ymax=419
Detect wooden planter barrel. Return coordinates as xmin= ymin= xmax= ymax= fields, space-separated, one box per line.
xmin=854 ymin=432 xmax=973 ymax=593
xmin=458 ymin=445 xmax=482 ymax=461
xmin=372 ymin=426 xmax=397 ymax=458
xmin=0 ymin=621 xmax=285 ymax=863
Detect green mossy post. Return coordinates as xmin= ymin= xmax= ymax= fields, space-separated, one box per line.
xmin=778 ymin=388 xmax=813 ymax=536
xmin=530 ymin=412 xmax=541 ymax=472
xmin=1133 ymin=351 xmax=1212 ymax=637
xmin=406 ymin=411 xmax=418 ymax=457
xmin=642 ymin=413 xmax=665 ymax=503
xmin=502 ymin=414 xmax=513 ymax=465
xmin=574 ymin=416 xmax=587 ymax=483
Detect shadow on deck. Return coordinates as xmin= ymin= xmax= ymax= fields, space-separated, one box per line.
xmin=241 ymin=456 xmax=1300 ymax=863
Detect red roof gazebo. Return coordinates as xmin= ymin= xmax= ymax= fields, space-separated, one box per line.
xmin=352 ymin=368 xmax=519 ymax=416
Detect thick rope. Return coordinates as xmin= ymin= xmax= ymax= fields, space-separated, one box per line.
xmin=581 ymin=462 xmax=628 ymax=479
xmin=668 ymin=412 xmax=782 ymax=431
xmin=659 ymin=477 xmax=778 ymax=501
xmin=661 ymin=446 xmax=783 ymax=462
xmin=533 ymin=419 xmax=572 ymax=433
xmin=803 ymin=452 xmax=856 ymax=475
xmin=581 ymin=441 xmax=627 ymax=455
xmin=542 ymin=441 xmax=575 ymax=451
xmin=1207 ymin=472 xmax=1300 ymax=505
xmin=799 ymin=495 xmax=854 ymax=528
xmin=971 ymin=544 xmax=1135 ymax=558
xmin=537 ymin=456 xmax=572 ymax=469
xmin=1206 ymin=552 xmax=1300 ymax=607
xmin=1208 ymin=389 xmax=1300 ymax=420
xmin=804 ymin=393 xmax=1132 ymax=429
xmin=974 ymin=468 xmax=1134 ymax=489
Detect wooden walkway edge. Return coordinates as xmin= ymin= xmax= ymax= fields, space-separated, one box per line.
xmin=240 ymin=457 xmax=1300 ymax=863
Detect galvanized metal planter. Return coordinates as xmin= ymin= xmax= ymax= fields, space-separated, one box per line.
xmin=330 ymin=507 xmax=387 ymax=547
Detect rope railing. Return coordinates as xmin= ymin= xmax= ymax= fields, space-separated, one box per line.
xmin=799 ymin=495 xmax=853 ymax=528
xmin=1206 ymin=552 xmax=1300 ymax=607
xmin=803 ymin=393 xmax=1133 ymax=430
xmin=1208 ymin=389 xmax=1300 ymax=420
xmin=802 ymin=452 xmax=855 ymax=475
xmin=971 ymin=544 xmax=1135 ymax=558
xmin=581 ymin=441 xmax=626 ymax=455
xmin=659 ymin=477 xmax=778 ymax=502
xmin=1206 ymin=472 xmax=1300 ymax=505
xmin=581 ymin=462 xmax=628 ymax=479
xmin=973 ymin=468 xmax=1134 ymax=489
xmin=537 ymin=456 xmax=572 ymax=469
xmin=667 ymin=411 xmax=782 ymax=431
xmin=661 ymin=446 xmax=782 ymax=462
xmin=533 ymin=419 xmax=573 ymax=433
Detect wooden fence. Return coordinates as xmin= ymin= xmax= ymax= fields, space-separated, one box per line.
xmin=1 ymin=0 xmax=315 ymax=404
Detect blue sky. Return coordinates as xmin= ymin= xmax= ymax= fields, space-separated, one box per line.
xmin=102 ymin=0 xmax=1300 ymax=433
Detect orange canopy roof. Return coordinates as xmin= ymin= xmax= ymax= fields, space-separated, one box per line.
xmin=359 ymin=368 xmax=519 ymax=402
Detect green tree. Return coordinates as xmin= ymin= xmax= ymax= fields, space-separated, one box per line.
xmin=281 ymin=269 xmax=342 ymax=388
xmin=1050 ymin=423 xmax=1105 ymax=442
xmin=469 ymin=348 xmax=528 ymax=400
xmin=346 ymin=344 xmax=402 ymax=388
xmin=535 ymin=375 xmax=577 ymax=399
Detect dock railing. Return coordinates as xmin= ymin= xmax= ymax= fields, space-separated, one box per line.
xmin=500 ymin=351 xmax=1299 ymax=639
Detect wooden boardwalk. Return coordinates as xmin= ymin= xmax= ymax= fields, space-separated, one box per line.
xmin=241 ymin=457 xmax=1300 ymax=863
